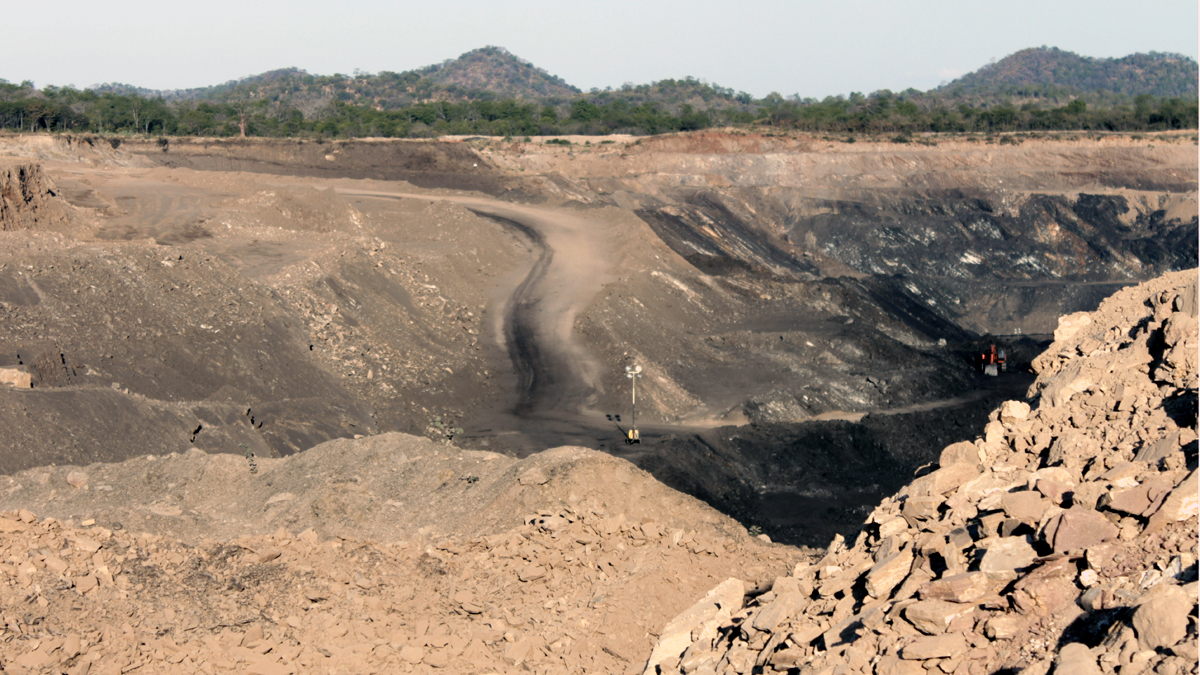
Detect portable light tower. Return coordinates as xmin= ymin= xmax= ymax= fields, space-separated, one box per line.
xmin=625 ymin=364 xmax=642 ymax=444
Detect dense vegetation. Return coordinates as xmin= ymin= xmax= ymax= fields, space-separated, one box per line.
xmin=945 ymin=47 xmax=1198 ymax=99
xmin=1 ymin=46 xmax=1195 ymax=139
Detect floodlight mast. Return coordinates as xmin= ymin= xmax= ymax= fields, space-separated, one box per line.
xmin=625 ymin=364 xmax=643 ymax=444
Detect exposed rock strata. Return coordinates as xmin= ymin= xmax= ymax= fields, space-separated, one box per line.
xmin=0 ymin=161 xmax=73 ymax=232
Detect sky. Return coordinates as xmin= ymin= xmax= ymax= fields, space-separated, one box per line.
xmin=5 ymin=0 xmax=1197 ymax=99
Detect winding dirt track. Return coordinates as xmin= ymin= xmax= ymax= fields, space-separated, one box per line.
xmin=340 ymin=190 xmax=615 ymax=418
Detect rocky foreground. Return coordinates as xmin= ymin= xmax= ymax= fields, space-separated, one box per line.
xmin=0 ymin=436 xmax=806 ymax=674
xmin=645 ymin=269 xmax=1198 ymax=675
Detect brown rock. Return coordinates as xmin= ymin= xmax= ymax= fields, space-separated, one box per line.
xmin=999 ymin=401 xmax=1031 ymax=425
xmin=1043 ymin=508 xmax=1118 ymax=553
xmin=919 ymin=572 xmax=994 ymax=604
xmin=400 ymin=645 xmax=425 ymax=663
xmin=1012 ymin=560 xmax=1079 ymax=615
xmin=254 ymin=548 xmax=283 ymax=564
xmin=1053 ymin=312 xmax=1092 ymax=343
xmin=74 ymin=536 xmax=102 ymax=554
xmin=1054 ymin=643 xmax=1103 ymax=675
xmin=876 ymin=654 xmax=929 ymax=675
xmin=1002 ymin=491 xmax=1047 ymax=524
xmin=1035 ymin=479 xmax=1068 ymax=505
xmin=1144 ymin=470 xmax=1199 ymax=535
xmin=939 ymin=441 xmax=981 ymax=468
xmin=978 ymin=536 xmax=1037 ymax=573
xmin=517 ymin=565 xmax=546 ymax=582
xmin=900 ymin=633 xmax=967 ymax=660
xmin=503 ymin=639 xmax=532 ymax=666
xmin=644 ymin=578 xmax=743 ymax=674
xmin=865 ymin=547 xmax=914 ymax=600
xmin=984 ymin=614 xmax=1026 ymax=639
xmin=914 ymin=463 xmax=983 ymax=497
xmin=903 ymin=496 xmax=942 ymax=523
xmin=752 ymin=591 xmax=808 ymax=633
xmin=1135 ymin=431 xmax=1182 ymax=464
xmin=75 ymin=573 xmax=99 ymax=594
xmin=904 ymin=600 xmax=975 ymax=635
xmin=878 ymin=516 xmax=910 ymax=539
xmin=1103 ymin=481 xmax=1172 ymax=517
xmin=1132 ymin=585 xmax=1192 ymax=651
xmin=66 ymin=471 xmax=89 ymax=488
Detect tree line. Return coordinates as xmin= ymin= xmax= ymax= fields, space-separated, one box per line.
xmin=1 ymin=78 xmax=1195 ymax=139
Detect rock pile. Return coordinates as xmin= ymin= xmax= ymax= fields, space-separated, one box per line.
xmin=0 ymin=436 xmax=810 ymax=673
xmin=0 ymin=503 xmax=800 ymax=674
xmin=645 ymin=270 xmax=1198 ymax=675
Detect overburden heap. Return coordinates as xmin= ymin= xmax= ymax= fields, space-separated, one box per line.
xmin=646 ymin=270 xmax=1198 ymax=675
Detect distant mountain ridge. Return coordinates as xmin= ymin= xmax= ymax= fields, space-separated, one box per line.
xmin=86 ymin=45 xmax=1197 ymax=111
xmin=92 ymin=47 xmax=579 ymax=109
xmin=943 ymin=47 xmax=1198 ymax=99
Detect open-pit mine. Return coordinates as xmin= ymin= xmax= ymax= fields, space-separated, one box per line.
xmin=0 ymin=130 xmax=1194 ymax=674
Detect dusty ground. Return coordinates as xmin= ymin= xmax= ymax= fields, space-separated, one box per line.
xmin=0 ymin=435 xmax=811 ymax=674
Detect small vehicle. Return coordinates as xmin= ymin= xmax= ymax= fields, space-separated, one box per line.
xmin=980 ymin=344 xmax=1006 ymax=376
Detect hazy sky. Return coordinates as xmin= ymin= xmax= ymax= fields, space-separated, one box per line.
xmin=6 ymin=0 xmax=1197 ymax=98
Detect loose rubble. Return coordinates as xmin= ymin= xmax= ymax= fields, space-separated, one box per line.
xmin=645 ymin=270 xmax=1198 ymax=675
xmin=0 ymin=437 xmax=810 ymax=673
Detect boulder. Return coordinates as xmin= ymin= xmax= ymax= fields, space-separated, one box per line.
xmin=899 ymin=633 xmax=967 ymax=660
xmin=978 ymin=536 xmax=1037 ymax=573
xmin=918 ymin=572 xmax=995 ymax=603
xmin=999 ymin=400 xmax=1031 ymax=424
xmin=865 ymin=547 xmax=913 ymax=599
xmin=903 ymin=600 xmax=974 ymax=635
xmin=1043 ymin=508 xmax=1118 ymax=553
xmin=1053 ymin=312 xmax=1092 ymax=343
xmin=1053 ymin=642 xmax=1103 ymax=675
xmin=1132 ymin=585 xmax=1192 ymax=651
xmin=643 ymin=578 xmax=744 ymax=674
xmin=1001 ymin=490 xmax=1047 ymax=524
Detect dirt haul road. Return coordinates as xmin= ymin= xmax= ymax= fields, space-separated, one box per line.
xmin=341 ymin=190 xmax=616 ymax=420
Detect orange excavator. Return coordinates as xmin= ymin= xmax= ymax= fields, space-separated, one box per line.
xmin=981 ymin=344 xmax=1007 ymax=376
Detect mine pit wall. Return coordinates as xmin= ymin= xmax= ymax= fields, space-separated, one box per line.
xmin=119 ymin=137 xmax=510 ymax=194
xmin=638 ymin=184 xmax=1197 ymax=336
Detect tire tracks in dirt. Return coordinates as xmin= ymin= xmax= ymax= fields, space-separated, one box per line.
xmin=340 ymin=190 xmax=614 ymax=418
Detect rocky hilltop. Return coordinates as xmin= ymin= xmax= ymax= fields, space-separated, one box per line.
xmin=645 ymin=269 xmax=1197 ymax=674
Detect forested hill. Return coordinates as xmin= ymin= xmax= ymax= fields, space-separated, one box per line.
xmin=943 ymin=47 xmax=1198 ymax=99
xmin=91 ymin=47 xmax=581 ymax=111
xmin=416 ymin=47 xmax=579 ymax=99
xmin=4 ymin=46 xmax=1196 ymax=137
